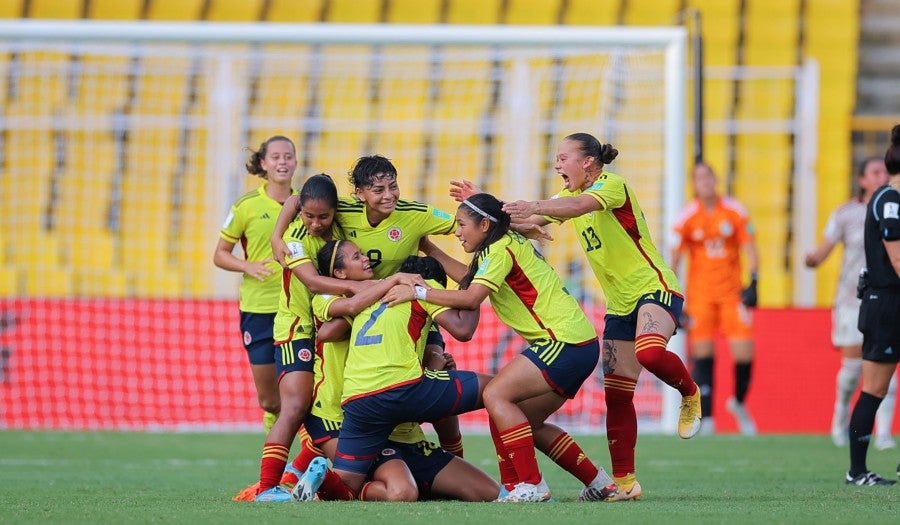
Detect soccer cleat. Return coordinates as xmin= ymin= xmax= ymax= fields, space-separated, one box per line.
xmin=845 ymin=471 xmax=896 ymax=486
xmin=263 ymin=411 xmax=279 ymax=435
xmin=495 ymin=478 xmax=552 ymax=502
xmin=678 ymin=385 xmax=702 ymax=439
xmin=873 ymin=434 xmax=896 ymax=451
xmin=605 ymin=474 xmax=642 ymax=502
xmin=578 ymin=468 xmax=618 ymax=501
xmin=232 ymin=482 xmax=260 ymax=502
xmin=726 ymin=397 xmax=758 ymax=436
xmin=830 ymin=407 xmax=849 ymax=447
xmin=254 ymin=485 xmax=294 ymax=502
xmin=280 ymin=463 xmax=304 ymax=491
xmin=291 ymin=456 xmax=327 ymax=501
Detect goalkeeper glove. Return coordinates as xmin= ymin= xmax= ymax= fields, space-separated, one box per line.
xmin=741 ymin=273 xmax=758 ymax=307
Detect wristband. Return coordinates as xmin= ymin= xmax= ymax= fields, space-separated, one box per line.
xmin=414 ymin=285 xmax=428 ymax=301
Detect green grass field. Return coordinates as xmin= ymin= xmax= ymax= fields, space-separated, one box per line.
xmin=1 ymin=431 xmax=897 ymax=524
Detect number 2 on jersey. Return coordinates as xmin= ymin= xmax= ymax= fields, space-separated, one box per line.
xmin=355 ymin=302 xmax=387 ymax=346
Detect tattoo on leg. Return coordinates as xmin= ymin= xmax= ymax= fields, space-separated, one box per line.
xmin=602 ymin=340 xmax=617 ymax=375
xmin=639 ymin=312 xmax=660 ymax=335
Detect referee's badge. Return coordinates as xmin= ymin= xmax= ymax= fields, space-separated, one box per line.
xmin=387 ymin=227 xmax=402 ymax=242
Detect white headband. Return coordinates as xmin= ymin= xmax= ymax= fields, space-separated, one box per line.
xmin=462 ymin=199 xmax=498 ymax=223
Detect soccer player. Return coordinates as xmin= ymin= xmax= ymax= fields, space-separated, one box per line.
xmin=213 ymin=135 xmax=297 ymax=433
xmin=388 ymin=193 xmax=618 ymax=503
xmin=844 ymin=125 xmax=900 ymax=486
xmin=291 ymin=240 xmax=493 ymax=501
xmin=468 ymin=133 xmax=701 ymax=501
xmin=805 ymin=157 xmax=895 ymax=450
xmin=253 ymin=175 xmax=424 ymax=502
xmin=292 ymin=251 xmax=499 ymax=502
xmin=671 ymin=162 xmax=759 ymax=435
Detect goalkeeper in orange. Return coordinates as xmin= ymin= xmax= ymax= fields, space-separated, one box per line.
xmin=671 ymin=162 xmax=759 ymax=436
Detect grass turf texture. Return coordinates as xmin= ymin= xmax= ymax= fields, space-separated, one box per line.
xmin=1 ymin=431 xmax=897 ymax=524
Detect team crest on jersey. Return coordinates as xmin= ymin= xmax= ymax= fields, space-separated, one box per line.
xmin=387 ymin=227 xmax=402 ymax=242
xmin=243 ymin=330 xmax=252 ymax=345
xmin=297 ymin=347 xmax=313 ymax=362
xmin=381 ymin=448 xmax=397 ymax=457
xmin=719 ymin=221 xmax=734 ymax=237
xmin=691 ymin=228 xmax=704 ymax=241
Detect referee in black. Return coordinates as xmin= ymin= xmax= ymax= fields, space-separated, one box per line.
xmin=846 ymin=124 xmax=900 ymax=486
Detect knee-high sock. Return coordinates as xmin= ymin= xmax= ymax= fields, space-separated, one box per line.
xmin=541 ymin=431 xmax=599 ymax=485
xmin=257 ymin=442 xmax=289 ymax=493
xmin=499 ymin=422 xmax=541 ymax=485
xmin=848 ymin=391 xmax=882 ymax=476
xmin=604 ymin=374 xmax=638 ymax=478
xmin=635 ymin=334 xmax=696 ymax=397
xmin=489 ymin=418 xmax=518 ymax=489
xmin=735 ymin=362 xmax=752 ymax=403
xmin=875 ymin=374 xmax=897 ymax=438
xmin=692 ymin=356 xmax=714 ymax=417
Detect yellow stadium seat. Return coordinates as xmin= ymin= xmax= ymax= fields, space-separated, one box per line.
xmin=88 ymin=0 xmax=143 ymax=19
xmin=623 ymin=0 xmax=681 ymax=25
xmin=27 ymin=0 xmax=80 ymax=18
xmin=6 ymin=50 xmax=70 ymax=117
xmin=131 ymin=267 xmax=184 ymax=298
xmin=23 ymin=265 xmax=74 ymax=298
xmin=206 ymin=0 xmax=265 ymax=21
xmin=0 ymin=0 xmax=24 ymax=18
xmin=0 ymin=265 xmax=18 ymax=296
xmin=446 ymin=0 xmax=503 ymax=24
xmin=325 ymin=0 xmax=382 ymax=22
xmin=385 ymin=0 xmax=442 ymax=23
xmin=742 ymin=0 xmax=800 ymax=66
xmin=145 ymin=0 xmax=204 ymax=20
xmin=73 ymin=54 xmax=132 ymax=114
xmin=2 ymin=130 xmax=53 ymax=237
xmin=265 ymin=0 xmax=324 ymax=22
xmin=55 ymin=130 xmax=117 ymax=241
xmin=504 ymin=0 xmax=561 ymax=24
xmin=562 ymin=0 xmax=621 ymax=25
xmin=74 ymin=267 xmax=129 ymax=298
xmin=247 ymin=44 xmax=315 ymax=135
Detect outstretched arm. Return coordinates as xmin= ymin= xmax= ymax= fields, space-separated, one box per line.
xmin=804 ymin=237 xmax=837 ymax=268
xmin=503 ymin=193 xmax=600 ymax=221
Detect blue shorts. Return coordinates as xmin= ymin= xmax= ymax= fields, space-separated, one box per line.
xmin=426 ymin=324 xmax=445 ymax=350
xmin=520 ymin=339 xmax=600 ymax=398
xmin=276 ymin=337 xmax=315 ymax=377
xmin=239 ymin=311 xmax=277 ymax=365
xmin=304 ymin=413 xmax=341 ymax=445
xmin=603 ymin=290 xmax=684 ymax=342
xmin=334 ymin=370 xmax=480 ymax=475
xmin=372 ymin=440 xmax=454 ymax=495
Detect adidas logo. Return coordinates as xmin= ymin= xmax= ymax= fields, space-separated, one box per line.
xmin=261 ymin=212 xmax=270 ymax=219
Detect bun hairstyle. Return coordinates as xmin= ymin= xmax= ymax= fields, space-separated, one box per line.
xmin=887 ymin=124 xmax=900 ymax=175
xmin=245 ymin=135 xmax=296 ymax=179
xmin=565 ymin=132 xmax=619 ymax=165
xmin=399 ymin=255 xmax=448 ymax=288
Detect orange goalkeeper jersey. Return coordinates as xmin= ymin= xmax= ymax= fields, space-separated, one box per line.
xmin=673 ymin=196 xmax=754 ymax=299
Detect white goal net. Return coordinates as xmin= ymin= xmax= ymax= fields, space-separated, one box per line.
xmin=0 ymin=20 xmax=687 ymax=432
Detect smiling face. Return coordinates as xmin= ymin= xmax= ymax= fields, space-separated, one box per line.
xmin=554 ymin=139 xmax=594 ymax=192
xmin=333 ymin=241 xmax=374 ymax=281
xmin=355 ymin=173 xmax=400 ymax=222
xmin=454 ymin=207 xmax=490 ymax=254
xmin=260 ymin=139 xmax=297 ymax=184
xmin=299 ymin=198 xmax=335 ymax=239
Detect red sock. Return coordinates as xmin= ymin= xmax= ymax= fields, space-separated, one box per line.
xmin=290 ymin=427 xmax=324 ymax=472
xmin=440 ymin=433 xmax=464 ymax=458
xmin=489 ymin=418 xmax=518 ymax=488
xmin=604 ymin=374 xmax=638 ymax=478
xmin=317 ymin=468 xmax=356 ymax=500
xmin=542 ymin=431 xmax=598 ymax=485
xmin=635 ymin=334 xmax=696 ymax=397
xmin=257 ymin=442 xmax=290 ymax=493
xmin=499 ymin=422 xmax=541 ymax=485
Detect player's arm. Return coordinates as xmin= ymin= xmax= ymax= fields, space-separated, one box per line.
xmin=419 ymin=237 xmax=468 ymax=283
xmin=292 ymin=260 xmax=368 ymax=296
xmin=432 ymin=307 xmax=480 ymax=342
xmin=271 ymin=194 xmax=301 ymax=268
xmin=503 ymin=193 xmax=600 ymax=221
xmin=213 ymin=238 xmax=274 ymax=282
xmin=804 ymin=237 xmax=837 ymax=268
xmin=741 ymin=220 xmax=760 ymax=307
xmin=326 ymin=273 xmax=420 ymax=317
xmin=316 ymin=318 xmax=351 ymax=343
xmin=450 ymin=179 xmax=553 ymax=233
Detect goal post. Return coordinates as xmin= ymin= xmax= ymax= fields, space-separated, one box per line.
xmin=0 ymin=20 xmax=686 ymax=432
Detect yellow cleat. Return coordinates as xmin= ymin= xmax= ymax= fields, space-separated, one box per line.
xmin=605 ymin=474 xmax=642 ymax=502
xmin=263 ymin=411 xmax=279 ymax=435
xmin=678 ymin=384 xmax=702 ymax=439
